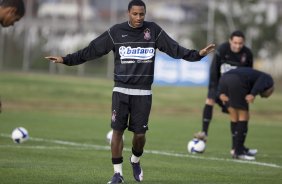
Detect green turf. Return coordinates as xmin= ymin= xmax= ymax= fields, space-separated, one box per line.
xmin=0 ymin=72 xmax=282 ymax=184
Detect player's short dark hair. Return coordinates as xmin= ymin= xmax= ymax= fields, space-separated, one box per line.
xmin=230 ymin=30 xmax=245 ymax=40
xmin=0 ymin=0 xmax=25 ymax=17
xmin=128 ymin=0 xmax=146 ymax=12
xmin=260 ymin=73 xmax=274 ymax=97
xmin=264 ymin=73 xmax=274 ymax=89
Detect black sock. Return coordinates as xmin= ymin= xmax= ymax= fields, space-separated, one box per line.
xmin=112 ymin=157 xmax=123 ymax=164
xmin=238 ymin=121 xmax=248 ymax=151
xmin=202 ymin=104 xmax=213 ymax=135
xmin=235 ymin=121 xmax=248 ymax=155
xmin=132 ymin=147 xmax=143 ymax=157
xmin=230 ymin=122 xmax=237 ymax=150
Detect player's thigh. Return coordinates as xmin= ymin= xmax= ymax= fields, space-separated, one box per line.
xmin=228 ymin=107 xmax=239 ymax=122
xmin=238 ymin=110 xmax=249 ymax=121
xmin=111 ymin=92 xmax=130 ymax=131
xmin=128 ymin=95 xmax=152 ymax=134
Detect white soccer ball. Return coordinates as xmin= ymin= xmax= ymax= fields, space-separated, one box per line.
xmin=106 ymin=130 xmax=124 ymax=144
xmin=187 ymin=138 xmax=206 ymax=154
xmin=11 ymin=127 xmax=29 ymax=144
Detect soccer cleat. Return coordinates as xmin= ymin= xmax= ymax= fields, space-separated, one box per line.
xmin=130 ymin=159 xmax=143 ymax=182
xmin=233 ymin=154 xmax=255 ymax=161
xmin=230 ymin=148 xmax=258 ymax=156
xmin=107 ymin=172 xmax=124 ymax=184
xmin=193 ymin=131 xmax=207 ymax=142
xmin=245 ymin=149 xmax=258 ymax=156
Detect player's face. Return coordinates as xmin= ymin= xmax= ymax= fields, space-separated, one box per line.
xmin=229 ymin=36 xmax=244 ymax=53
xmin=128 ymin=6 xmax=145 ymax=28
xmin=0 ymin=8 xmax=22 ymax=27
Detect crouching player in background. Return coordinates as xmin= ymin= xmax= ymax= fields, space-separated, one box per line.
xmin=218 ymin=67 xmax=274 ymax=160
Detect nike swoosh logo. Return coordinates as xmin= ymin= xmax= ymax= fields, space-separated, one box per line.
xmin=122 ymin=35 xmax=128 ymax=37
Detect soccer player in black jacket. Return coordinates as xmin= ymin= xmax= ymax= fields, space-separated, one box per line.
xmin=218 ymin=67 xmax=274 ymax=160
xmin=45 ymin=0 xmax=215 ymax=183
xmin=194 ymin=31 xmax=253 ymax=148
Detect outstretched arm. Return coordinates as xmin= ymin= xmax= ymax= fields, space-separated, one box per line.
xmin=156 ymin=29 xmax=215 ymax=61
xmin=44 ymin=30 xmax=114 ymax=66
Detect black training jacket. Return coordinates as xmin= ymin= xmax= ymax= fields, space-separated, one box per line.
xmin=209 ymin=42 xmax=253 ymax=91
xmin=63 ymin=21 xmax=204 ymax=90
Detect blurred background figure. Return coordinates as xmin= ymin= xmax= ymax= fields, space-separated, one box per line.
xmin=0 ymin=0 xmax=25 ymax=27
xmin=194 ymin=30 xmax=253 ymax=145
xmin=0 ymin=0 xmax=25 ymax=113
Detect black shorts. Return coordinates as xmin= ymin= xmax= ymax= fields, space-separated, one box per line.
xmin=111 ymin=92 xmax=152 ymax=134
xmin=220 ymin=74 xmax=249 ymax=110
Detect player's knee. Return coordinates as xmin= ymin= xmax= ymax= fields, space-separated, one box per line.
xmin=205 ymin=98 xmax=215 ymax=105
xmin=134 ymin=133 xmax=145 ymax=140
xmin=112 ymin=130 xmax=124 ymax=139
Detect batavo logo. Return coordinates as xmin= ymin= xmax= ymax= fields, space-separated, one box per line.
xmin=119 ymin=46 xmax=155 ymax=60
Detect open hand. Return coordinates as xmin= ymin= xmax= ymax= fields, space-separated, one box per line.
xmin=45 ymin=56 xmax=64 ymax=63
xmin=219 ymin=94 xmax=229 ymax=105
xmin=245 ymin=94 xmax=255 ymax=103
xmin=199 ymin=44 xmax=216 ymax=56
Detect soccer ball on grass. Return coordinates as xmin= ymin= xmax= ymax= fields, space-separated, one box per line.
xmin=11 ymin=127 xmax=29 ymax=144
xmin=187 ymin=138 xmax=206 ymax=154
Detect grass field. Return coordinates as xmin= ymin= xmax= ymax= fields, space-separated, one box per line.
xmin=0 ymin=71 xmax=282 ymax=184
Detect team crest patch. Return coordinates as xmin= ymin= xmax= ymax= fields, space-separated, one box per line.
xmin=241 ymin=53 xmax=247 ymax=63
xmin=144 ymin=28 xmax=151 ymax=40
xmin=112 ymin=110 xmax=116 ymax=122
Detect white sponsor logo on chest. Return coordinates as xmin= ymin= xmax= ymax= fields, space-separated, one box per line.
xmin=119 ymin=46 xmax=155 ymax=60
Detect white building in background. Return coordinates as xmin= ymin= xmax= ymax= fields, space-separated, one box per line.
xmin=38 ymin=0 xmax=96 ymax=20
xmin=147 ymin=3 xmax=186 ymax=23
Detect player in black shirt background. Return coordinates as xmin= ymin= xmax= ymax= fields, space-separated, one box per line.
xmin=0 ymin=0 xmax=25 ymax=27
xmin=194 ymin=30 xmax=254 ymax=153
xmin=218 ymin=67 xmax=274 ymax=160
xmin=45 ymin=0 xmax=215 ymax=183
xmin=0 ymin=0 xmax=25 ymax=114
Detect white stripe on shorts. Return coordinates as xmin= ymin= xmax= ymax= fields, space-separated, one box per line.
xmin=113 ymin=87 xmax=152 ymax=96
